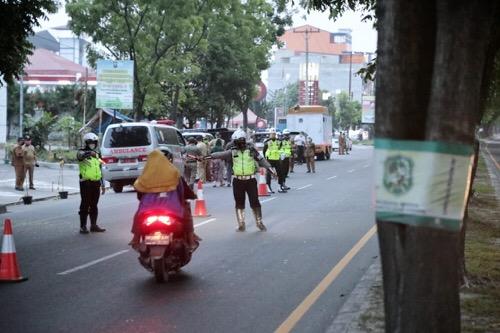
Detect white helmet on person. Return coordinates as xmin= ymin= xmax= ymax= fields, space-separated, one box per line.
xmin=268 ymin=127 xmax=277 ymax=133
xmin=83 ymin=132 xmax=98 ymax=143
xmin=232 ymin=129 xmax=246 ymax=141
xmin=282 ymin=129 xmax=290 ymax=135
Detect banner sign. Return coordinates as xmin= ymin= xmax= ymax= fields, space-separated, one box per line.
xmin=362 ymin=95 xmax=375 ymax=124
xmin=96 ymin=60 xmax=134 ymax=109
xmin=374 ymin=139 xmax=474 ymax=231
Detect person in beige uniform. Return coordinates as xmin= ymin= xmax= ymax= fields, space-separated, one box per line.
xmin=305 ymin=137 xmax=316 ymax=173
xmin=196 ymin=137 xmax=209 ymax=183
xmin=11 ymin=137 xmax=25 ymax=191
xmin=22 ymin=136 xmax=38 ymax=190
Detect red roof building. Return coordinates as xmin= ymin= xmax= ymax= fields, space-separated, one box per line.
xmin=22 ymin=48 xmax=96 ymax=86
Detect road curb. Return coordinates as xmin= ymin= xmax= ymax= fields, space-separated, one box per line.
xmin=37 ymin=161 xmax=79 ymax=170
xmin=326 ymin=259 xmax=382 ymax=333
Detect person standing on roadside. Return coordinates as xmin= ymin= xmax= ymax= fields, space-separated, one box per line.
xmin=196 ymin=137 xmax=209 ymax=183
xmin=184 ymin=137 xmax=201 ymax=189
xmin=281 ymin=129 xmax=292 ymax=178
xmin=294 ymin=132 xmax=306 ymax=164
xmin=77 ymin=132 xmax=106 ymax=234
xmin=207 ymin=129 xmax=276 ymax=232
xmin=305 ymin=137 xmax=316 ymax=173
xmin=11 ymin=137 xmax=25 ymax=191
xmin=338 ymin=133 xmax=345 ymax=155
xmin=210 ymin=135 xmax=226 ymax=187
xmin=22 ymin=135 xmax=38 ymax=190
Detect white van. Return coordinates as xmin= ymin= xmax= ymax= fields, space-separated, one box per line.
xmin=100 ymin=122 xmax=186 ymax=192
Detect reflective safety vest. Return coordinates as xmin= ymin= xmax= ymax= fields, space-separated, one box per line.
xmin=79 ymin=157 xmax=102 ymax=181
xmin=280 ymin=140 xmax=292 ymax=158
xmin=232 ymin=149 xmax=256 ymax=176
xmin=265 ymin=140 xmax=281 ymax=160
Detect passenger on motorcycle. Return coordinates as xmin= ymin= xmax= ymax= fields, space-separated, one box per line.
xmin=129 ymin=149 xmax=201 ymax=249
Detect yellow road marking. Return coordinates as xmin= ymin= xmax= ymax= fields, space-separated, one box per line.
xmin=485 ymin=143 xmax=500 ymax=170
xmin=275 ymin=225 xmax=377 ymax=333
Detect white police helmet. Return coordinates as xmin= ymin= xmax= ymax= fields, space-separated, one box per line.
xmin=269 ymin=127 xmax=277 ymax=133
xmin=83 ymin=132 xmax=98 ymax=143
xmin=282 ymin=129 xmax=290 ymax=135
xmin=232 ymin=129 xmax=246 ymax=141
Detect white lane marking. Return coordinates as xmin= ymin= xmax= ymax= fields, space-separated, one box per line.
xmin=297 ymin=184 xmax=312 ymax=190
xmin=260 ymin=197 xmax=277 ymax=204
xmin=194 ymin=218 xmax=217 ymax=228
xmin=363 ymin=163 xmax=370 ymax=168
xmin=327 ymin=176 xmax=337 ymax=180
xmin=348 ymin=169 xmax=356 ymax=173
xmin=57 ymin=250 xmax=130 ymax=275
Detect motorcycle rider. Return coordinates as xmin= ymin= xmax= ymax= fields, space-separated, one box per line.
xmin=77 ymin=133 xmax=106 ymax=234
xmin=129 ymin=149 xmax=201 ymax=249
xmin=208 ymin=129 xmax=276 ymax=231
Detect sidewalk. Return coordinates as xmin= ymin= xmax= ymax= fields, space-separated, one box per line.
xmin=0 ymin=161 xmax=80 ymax=207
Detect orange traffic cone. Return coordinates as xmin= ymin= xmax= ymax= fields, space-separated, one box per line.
xmin=258 ymin=168 xmax=270 ymax=197
xmin=193 ymin=180 xmax=210 ymax=217
xmin=0 ymin=219 xmax=28 ymax=283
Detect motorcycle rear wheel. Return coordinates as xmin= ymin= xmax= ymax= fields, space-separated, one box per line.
xmin=153 ymin=258 xmax=168 ymax=283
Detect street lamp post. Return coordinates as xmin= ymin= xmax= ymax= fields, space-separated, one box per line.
xmin=19 ymin=76 xmax=24 ymax=137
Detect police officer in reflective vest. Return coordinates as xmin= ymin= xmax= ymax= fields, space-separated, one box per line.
xmin=209 ymin=129 xmax=275 ymax=231
xmin=281 ymin=129 xmax=292 ymax=180
xmin=264 ymin=129 xmax=287 ymax=193
xmin=77 ymin=133 xmax=106 ymax=234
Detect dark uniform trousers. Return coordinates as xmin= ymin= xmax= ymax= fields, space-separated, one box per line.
xmin=233 ymin=178 xmax=261 ymax=209
xmin=267 ymin=159 xmax=286 ymax=186
xmin=79 ymin=180 xmax=101 ymax=227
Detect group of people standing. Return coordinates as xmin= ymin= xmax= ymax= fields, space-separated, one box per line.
xmin=11 ymin=136 xmax=38 ymax=191
xmin=183 ymin=132 xmax=230 ymax=189
xmin=264 ymin=129 xmax=316 ymax=193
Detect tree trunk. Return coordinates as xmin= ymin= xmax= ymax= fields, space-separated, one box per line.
xmin=242 ymin=107 xmax=248 ymax=130
xmin=376 ymin=1 xmax=498 ymax=332
xmin=134 ymin=91 xmax=146 ymax=121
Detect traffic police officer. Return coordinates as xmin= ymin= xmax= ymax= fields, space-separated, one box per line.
xmin=281 ymin=129 xmax=292 ymax=179
xmin=209 ymin=129 xmax=275 ymax=231
xmin=264 ymin=129 xmax=287 ymax=193
xmin=77 ymin=133 xmax=106 ymax=234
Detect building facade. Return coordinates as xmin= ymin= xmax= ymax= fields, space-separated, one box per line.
xmin=267 ymin=25 xmax=372 ymax=103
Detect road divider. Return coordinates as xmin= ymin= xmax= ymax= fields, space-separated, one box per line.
xmin=274 ymin=225 xmax=377 ymax=333
xmin=57 ymin=249 xmax=130 ymax=276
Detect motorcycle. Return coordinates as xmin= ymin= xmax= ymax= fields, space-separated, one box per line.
xmin=133 ymin=209 xmax=198 ymax=283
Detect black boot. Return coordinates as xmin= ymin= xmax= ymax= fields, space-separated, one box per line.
xmin=79 ymin=213 xmax=89 ymax=234
xmin=90 ymin=214 xmax=106 ymax=232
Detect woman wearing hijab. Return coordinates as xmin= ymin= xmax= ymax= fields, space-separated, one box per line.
xmin=129 ymin=149 xmax=201 ymax=249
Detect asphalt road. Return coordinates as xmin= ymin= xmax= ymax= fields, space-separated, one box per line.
xmin=0 ymin=146 xmax=377 ymax=333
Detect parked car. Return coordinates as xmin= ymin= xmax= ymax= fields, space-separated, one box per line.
xmin=100 ymin=122 xmax=186 ymax=193
xmin=181 ymin=132 xmax=214 ymax=143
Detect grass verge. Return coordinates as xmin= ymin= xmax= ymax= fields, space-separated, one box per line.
xmin=461 ymin=156 xmax=500 ymax=333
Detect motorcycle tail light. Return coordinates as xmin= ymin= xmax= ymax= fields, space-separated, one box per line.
xmin=145 ymin=215 xmax=171 ymax=226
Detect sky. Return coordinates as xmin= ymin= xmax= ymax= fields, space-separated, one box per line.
xmin=37 ymin=2 xmax=377 ymax=53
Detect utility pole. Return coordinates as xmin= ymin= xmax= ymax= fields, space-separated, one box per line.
xmin=83 ymin=67 xmax=88 ymax=125
xmin=293 ymin=26 xmax=320 ymax=105
xmin=348 ymin=51 xmax=353 ymax=100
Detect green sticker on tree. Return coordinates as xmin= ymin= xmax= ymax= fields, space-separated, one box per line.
xmin=375 ymin=139 xmax=474 ymax=231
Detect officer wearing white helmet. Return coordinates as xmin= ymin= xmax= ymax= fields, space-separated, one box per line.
xmin=208 ymin=129 xmax=276 ymax=232
xmin=263 ymin=128 xmax=288 ymax=193
xmin=77 ymin=132 xmax=106 ymax=234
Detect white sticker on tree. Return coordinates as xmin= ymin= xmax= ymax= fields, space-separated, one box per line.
xmin=374 ymin=139 xmax=474 ymax=231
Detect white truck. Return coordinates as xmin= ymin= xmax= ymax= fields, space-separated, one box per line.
xmin=286 ymin=105 xmax=333 ymax=160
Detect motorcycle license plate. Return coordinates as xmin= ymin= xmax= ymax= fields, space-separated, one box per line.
xmin=145 ymin=233 xmax=171 ymax=245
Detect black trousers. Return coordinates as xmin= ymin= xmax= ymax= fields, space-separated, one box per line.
xmin=283 ymin=157 xmax=290 ymax=178
xmin=297 ymin=146 xmax=305 ymax=163
xmin=267 ymin=159 xmax=286 ymax=186
xmin=79 ymin=180 xmax=101 ymax=227
xmin=233 ymin=178 xmax=260 ymax=209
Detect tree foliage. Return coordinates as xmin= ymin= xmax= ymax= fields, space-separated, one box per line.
xmin=335 ymin=91 xmax=361 ymax=130
xmin=23 ymin=112 xmax=57 ymax=149
xmin=0 ymin=0 xmax=57 ymax=84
